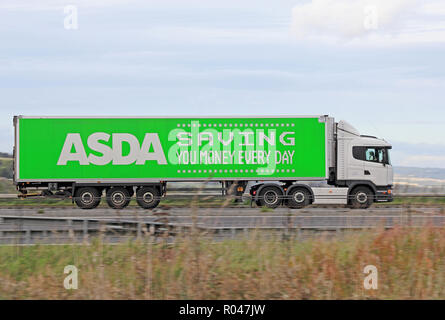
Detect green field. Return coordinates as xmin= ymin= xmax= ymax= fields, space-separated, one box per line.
xmin=384 ymin=196 xmax=445 ymax=205
xmin=1 ymin=227 xmax=445 ymax=299
xmin=0 ymin=179 xmax=15 ymax=194
xmin=0 ymin=157 xmax=13 ymax=180
xmin=0 ymin=157 xmax=14 ymax=194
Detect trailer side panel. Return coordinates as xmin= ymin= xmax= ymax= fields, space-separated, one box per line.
xmin=16 ymin=116 xmax=328 ymax=182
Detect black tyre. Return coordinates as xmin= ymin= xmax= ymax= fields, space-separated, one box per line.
xmin=127 ymin=187 xmax=135 ymax=197
xmin=106 ymin=187 xmax=131 ymax=209
xmin=287 ymin=187 xmax=311 ymax=209
xmin=349 ymin=187 xmax=373 ymax=209
xmin=258 ymin=186 xmax=282 ymax=209
xmin=74 ymin=187 xmax=101 ymax=210
xmin=136 ymin=187 xmax=161 ymax=209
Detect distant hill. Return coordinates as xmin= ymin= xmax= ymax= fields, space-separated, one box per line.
xmin=393 ymin=166 xmax=445 ymax=193
xmin=394 ymin=166 xmax=445 ymax=180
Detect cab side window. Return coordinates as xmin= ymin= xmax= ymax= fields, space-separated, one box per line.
xmin=353 ymin=146 xmax=389 ymax=164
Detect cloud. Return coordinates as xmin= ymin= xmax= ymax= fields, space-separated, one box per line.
xmin=291 ymin=0 xmax=445 ymax=45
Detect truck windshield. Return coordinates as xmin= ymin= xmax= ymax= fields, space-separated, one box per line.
xmin=385 ymin=148 xmax=391 ymax=165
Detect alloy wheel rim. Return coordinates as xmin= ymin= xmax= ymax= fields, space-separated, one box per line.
xmin=112 ymin=192 xmax=125 ymax=205
xmin=143 ymin=192 xmax=154 ymax=203
xmin=264 ymin=190 xmax=278 ymax=205
xmin=81 ymin=192 xmax=93 ymax=204
xmin=357 ymin=192 xmax=368 ymax=203
xmin=294 ymin=192 xmax=305 ymax=203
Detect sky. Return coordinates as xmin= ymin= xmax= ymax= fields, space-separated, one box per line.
xmin=1 ymin=0 xmax=445 ymax=168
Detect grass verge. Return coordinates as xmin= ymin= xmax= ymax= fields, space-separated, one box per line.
xmin=1 ymin=227 xmax=445 ymax=299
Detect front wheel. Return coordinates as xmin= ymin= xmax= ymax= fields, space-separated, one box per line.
xmin=349 ymin=187 xmax=373 ymax=209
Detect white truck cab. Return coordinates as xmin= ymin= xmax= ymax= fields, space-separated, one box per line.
xmin=335 ymin=120 xmax=393 ymax=207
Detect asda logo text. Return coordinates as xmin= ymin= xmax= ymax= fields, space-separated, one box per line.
xmin=57 ymin=133 xmax=167 ymax=165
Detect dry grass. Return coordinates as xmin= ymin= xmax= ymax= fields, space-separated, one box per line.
xmin=1 ymin=227 xmax=445 ymax=300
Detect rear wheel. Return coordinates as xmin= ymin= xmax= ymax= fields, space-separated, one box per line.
xmin=287 ymin=187 xmax=311 ymax=209
xmin=106 ymin=187 xmax=131 ymax=209
xmin=136 ymin=187 xmax=161 ymax=209
xmin=349 ymin=186 xmax=373 ymax=209
xmin=258 ymin=186 xmax=282 ymax=209
xmin=75 ymin=187 xmax=101 ymax=210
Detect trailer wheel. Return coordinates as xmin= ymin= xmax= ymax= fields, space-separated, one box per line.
xmin=258 ymin=186 xmax=282 ymax=209
xmin=349 ymin=186 xmax=373 ymax=209
xmin=74 ymin=187 xmax=101 ymax=210
xmin=136 ymin=187 xmax=160 ymax=209
xmin=287 ymin=188 xmax=310 ymax=209
xmin=106 ymin=187 xmax=131 ymax=209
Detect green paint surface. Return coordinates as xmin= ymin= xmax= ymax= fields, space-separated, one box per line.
xmin=17 ymin=117 xmax=326 ymax=180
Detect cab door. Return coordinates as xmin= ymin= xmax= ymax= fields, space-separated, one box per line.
xmin=349 ymin=144 xmax=366 ymax=180
xmin=363 ymin=147 xmax=389 ymax=186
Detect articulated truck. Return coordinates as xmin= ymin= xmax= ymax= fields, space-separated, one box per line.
xmin=13 ymin=115 xmax=393 ymax=209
